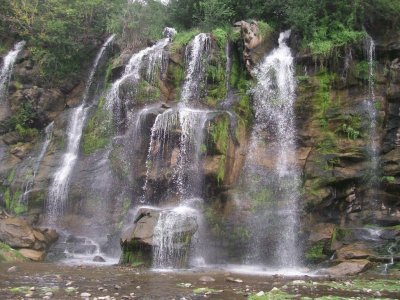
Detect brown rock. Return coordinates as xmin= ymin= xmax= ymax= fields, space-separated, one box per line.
xmin=309 ymin=223 xmax=336 ymax=243
xmin=10 ymin=142 xmax=33 ymax=159
xmin=42 ymin=228 xmax=59 ymax=244
xmin=203 ymin=155 xmax=223 ymax=176
xmin=18 ymin=249 xmax=45 ymax=261
xmin=321 ymin=259 xmax=370 ymax=276
xmin=233 ymin=20 xmax=274 ymax=70
xmin=32 ymin=230 xmax=46 ymax=242
xmin=2 ymin=132 xmax=22 ymax=145
xmin=199 ymin=276 xmax=215 ymax=282
xmin=0 ymin=217 xmax=36 ymax=248
xmin=121 ymin=208 xmax=160 ymax=246
xmin=336 ymin=243 xmax=372 ymax=260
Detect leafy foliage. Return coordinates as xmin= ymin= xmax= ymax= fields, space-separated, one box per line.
xmin=108 ymin=0 xmax=168 ymax=49
xmin=2 ymin=0 xmax=399 ymax=82
xmin=0 ymin=0 xmax=125 ymax=80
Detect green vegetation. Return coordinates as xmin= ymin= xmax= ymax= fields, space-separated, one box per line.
xmin=257 ymin=21 xmax=273 ymax=40
xmin=6 ymin=101 xmax=39 ymax=139
xmin=0 ymin=0 xmax=126 ymax=81
xmin=305 ymin=241 xmax=327 ymax=263
xmin=314 ymin=72 xmax=334 ymax=129
xmin=0 ymin=242 xmax=27 ymax=262
xmin=82 ymin=97 xmax=112 ymax=155
xmin=340 ymin=123 xmax=360 ymax=140
xmin=9 ymin=287 xmax=31 ymax=294
xmin=209 ymin=116 xmax=229 ymax=184
xmin=2 ymin=186 xmax=26 ymax=215
xmin=381 ymin=176 xmax=396 ymax=184
xmin=135 ymin=79 xmax=162 ymax=103
xmin=108 ymin=0 xmax=168 ymax=48
xmin=1 ymin=0 xmax=399 ymax=82
xmin=170 ymin=29 xmax=201 ymax=53
xmin=165 ymin=0 xmax=400 ymax=61
xmin=248 ymin=289 xmax=294 ymax=299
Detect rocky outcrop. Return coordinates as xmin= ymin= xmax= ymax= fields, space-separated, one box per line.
xmin=233 ymin=20 xmax=274 ymax=71
xmin=336 ymin=243 xmax=373 ymax=260
xmin=121 ymin=207 xmax=160 ymax=248
xmin=321 ymin=259 xmax=371 ymax=276
xmin=0 ymin=216 xmax=58 ymax=261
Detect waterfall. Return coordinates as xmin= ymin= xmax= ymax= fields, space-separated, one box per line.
xmin=46 ymin=35 xmax=115 ymax=225
xmin=225 ymin=41 xmax=232 ymax=92
xmin=142 ymin=33 xmax=214 ymax=267
xmin=244 ymin=30 xmax=300 ymax=268
xmin=106 ymin=36 xmax=171 ymax=117
xmin=143 ymin=107 xmax=213 ymax=202
xmin=176 ymin=107 xmax=209 ymax=198
xmin=0 ymin=41 xmax=26 ymax=101
xmin=152 ymin=206 xmax=198 ymax=268
xmin=364 ymin=35 xmax=380 ymax=194
xmin=0 ymin=41 xmax=26 ymax=121
xmin=20 ymin=122 xmax=54 ymax=204
xmin=181 ymin=33 xmax=210 ymax=103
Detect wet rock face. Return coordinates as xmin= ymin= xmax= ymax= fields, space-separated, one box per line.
xmin=295 ymin=43 xmax=400 ymax=227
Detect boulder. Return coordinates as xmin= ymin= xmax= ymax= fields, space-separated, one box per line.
xmin=0 ymin=217 xmax=58 ymax=253
xmin=10 ymin=142 xmax=33 ymax=159
xmin=18 ymin=249 xmax=45 ymax=261
xmin=233 ymin=20 xmax=274 ymax=70
xmin=0 ymin=217 xmax=36 ymax=248
xmin=336 ymin=243 xmax=373 ymax=260
xmin=2 ymin=132 xmax=23 ymax=145
xmin=93 ymin=255 xmax=106 ymax=262
xmin=309 ymin=223 xmax=336 ymax=243
xmin=121 ymin=207 xmax=161 ymax=247
xmin=321 ymin=259 xmax=370 ymax=276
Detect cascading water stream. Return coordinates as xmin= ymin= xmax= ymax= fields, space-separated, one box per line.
xmin=364 ymin=35 xmax=380 ymax=202
xmin=46 ymin=35 xmax=115 ymax=226
xmin=0 ymin=41 xmax=26 ymax=121
xmin=243 ymin=30 xmax=300 ymax=268
xmin=0 ymin=41 xmax=26 ymax=101
xmin=181 ymin=33 xmax=210 ymax=103
xmin=143 ymin=107 xmax=215 ymax=202
xmin=19 ymin=122 xmax=54 ymax=204
xmin=146 ymin=34 xmax=214 ymax=268
xmin=106 ymin=35 xmax=172 ymax=117
xmin=152 ymin=206 xmax=199 ymax=269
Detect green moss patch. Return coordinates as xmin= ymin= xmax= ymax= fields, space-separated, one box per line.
xmin=82 ymin=97 xmax=112 ymax=155
xmin=0 ymin=242 xmax=27 ymax=262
